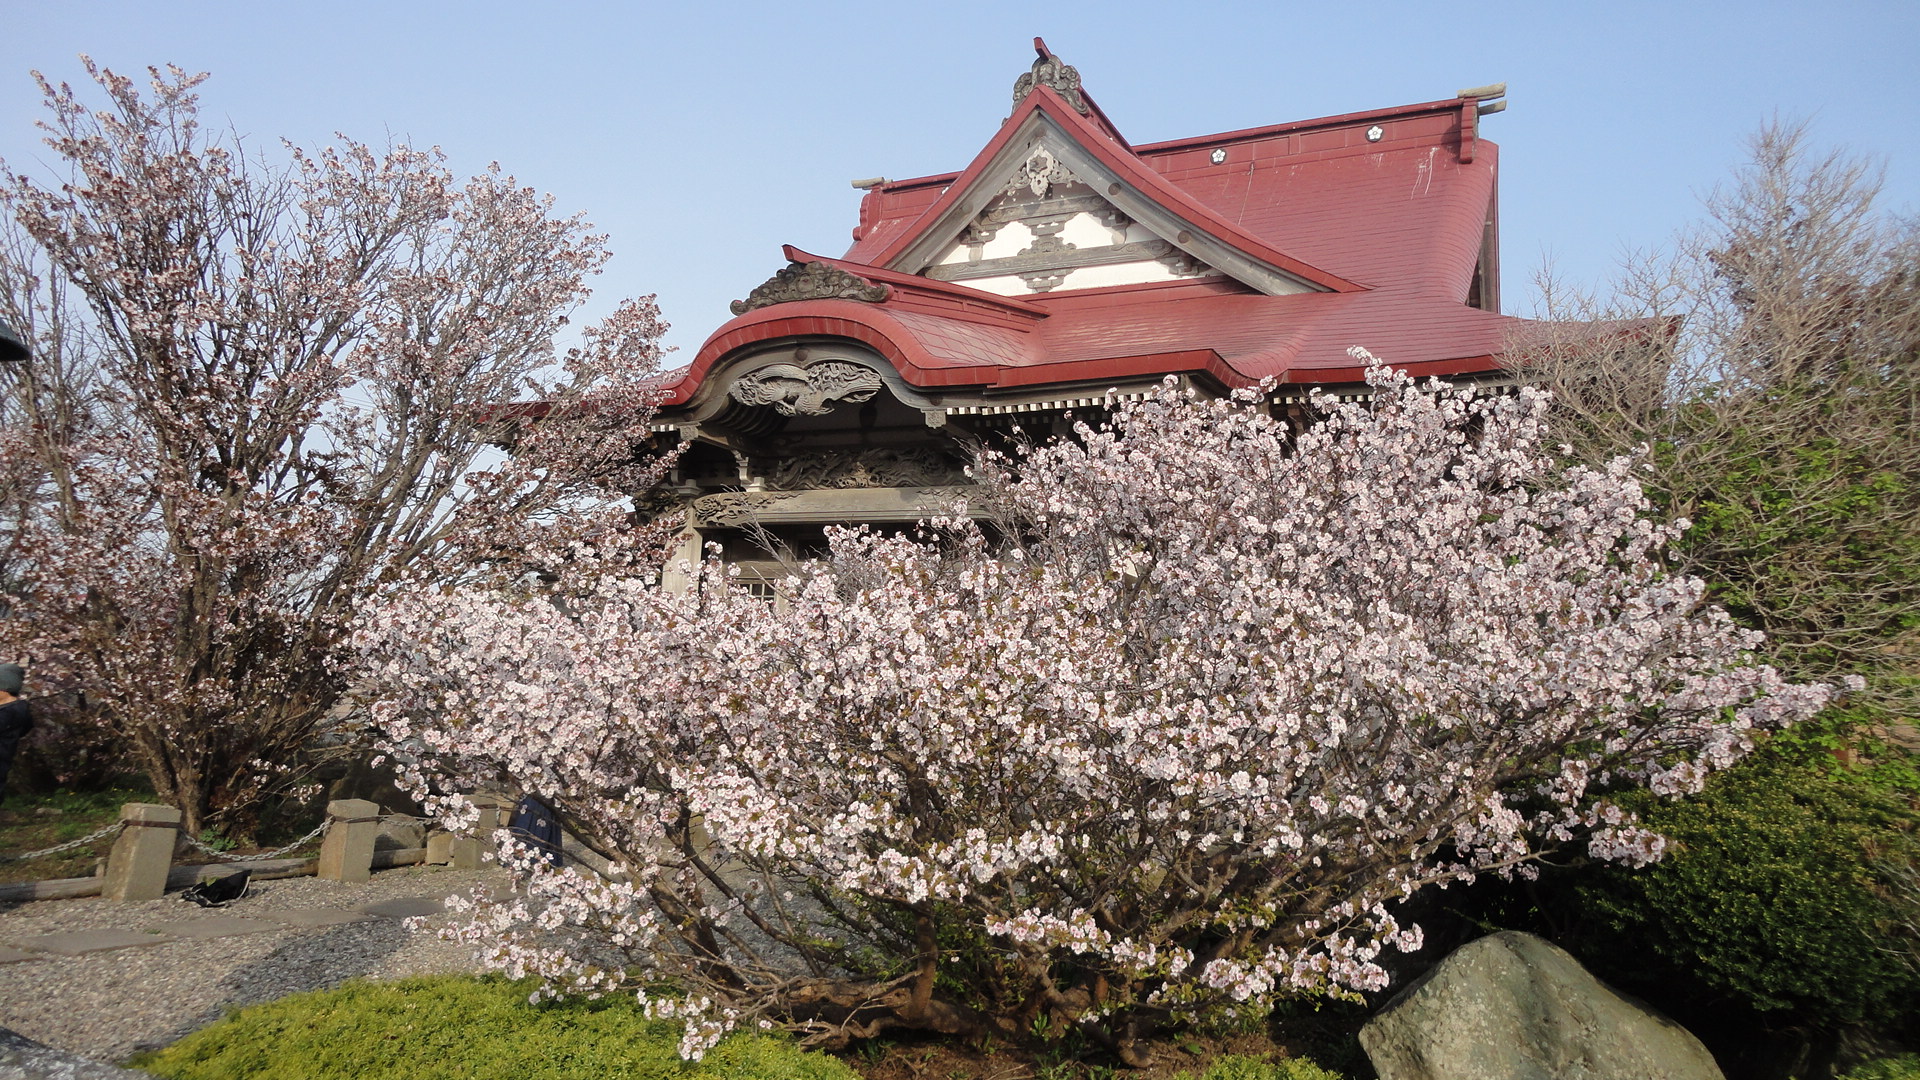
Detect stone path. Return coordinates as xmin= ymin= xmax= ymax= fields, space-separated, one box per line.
xmin=0 ymin=866 xmax=499 ymax=1066
xmin=0 ymin=1025 xmax=156 ymax=1079
xmin=0 ymin=896 xmax=439 ymax=962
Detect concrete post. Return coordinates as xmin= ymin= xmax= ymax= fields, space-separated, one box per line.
xmin=448 ymin=794 xmax=506 ymax=870
xmin=424 ymin=830 xmax=453 ymax=865
xmin=316 ymin=798 xmax=381 ymax=883
xmin=102 ymin=803 xmax=182 ymax=901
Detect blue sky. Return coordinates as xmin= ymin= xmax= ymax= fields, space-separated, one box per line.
xmin=4 ymin=1 xmax=1915 ymax=357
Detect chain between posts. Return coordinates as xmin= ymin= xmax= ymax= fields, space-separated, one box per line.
xmin=181 ymin=819 xmax=333 ymax=862
xmin=178 ymin=812 xmax=421 ymax=863
xmin=0 ymin=820 xmax=124 ymax=862
xmin=6 ymin=810 xmax=429 ymax=866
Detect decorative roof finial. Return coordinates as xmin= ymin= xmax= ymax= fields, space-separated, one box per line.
xmin=1012 ymin=37 xmax=1088 ymax=115
xmin=730 ymin=261 xmax=891 ymax=316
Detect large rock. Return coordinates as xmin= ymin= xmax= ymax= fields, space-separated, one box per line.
xmin=1359 ymin=930 xmax=1724 ymax=1080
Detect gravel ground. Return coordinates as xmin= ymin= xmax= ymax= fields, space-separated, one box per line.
xmin=0 ymin=865 xmax=507 ymax=1067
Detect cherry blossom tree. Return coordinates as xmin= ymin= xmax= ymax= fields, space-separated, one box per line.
xmin=0 ymin=60 xmax=667 ymax=837
xmin=357 ymin=353 xmax=1829 ymax=1061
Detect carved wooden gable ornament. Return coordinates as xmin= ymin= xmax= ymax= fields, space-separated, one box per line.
xmin=923 ymin=142 xmax=1218 ymax=294
xmin=876 ymin=43 xmax=1346 ymax=300
xmin=727 ymin=360 xmax=884 ymax=417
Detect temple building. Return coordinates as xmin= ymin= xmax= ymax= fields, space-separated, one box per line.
xmin=645 ymin=41 xmax=1529 ymax=588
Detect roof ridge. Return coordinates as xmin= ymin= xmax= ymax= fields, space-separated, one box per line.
xmin=1134 ymin=98 xmax=1473 ymax=154
xmin=782 ymin=245 xmax=1051 ymax=318
xmin=864 ymin=96 xmax=1481 ymax=195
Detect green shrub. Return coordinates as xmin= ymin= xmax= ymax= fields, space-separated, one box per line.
xmin=1840 ymin=1056 xmax=1920 ymax=1080
xmin=1419 ymin=733 xmax=1920 ymax=1075
xmin=1573 ymin=750 xmax=1920 ymax=1030
xmin=1172 ymin=1052 xmax=1345 ymax=1080
xmin=130 ymin=975 xmax=862 ymax=1080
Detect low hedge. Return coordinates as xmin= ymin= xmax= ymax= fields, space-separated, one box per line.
xmin=130 ymin=975 xmax=862 ymax=1080
xmin=1172 ymin=1053 xmax=1345 ymax=1080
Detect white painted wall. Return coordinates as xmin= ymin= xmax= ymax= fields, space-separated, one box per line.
xmin=927 ymin=211 xmax=1227 ymax=294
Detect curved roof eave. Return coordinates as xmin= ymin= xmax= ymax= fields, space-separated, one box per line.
xmin=663 ymin=300 xmax=1003 ymax=407
xmin=666 ymin=301 xmax=1273 ymax=406
xmin=1275 ymin=353 xmax=1505 ymax=385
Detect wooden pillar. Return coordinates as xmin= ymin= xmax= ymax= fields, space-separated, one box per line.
xmin=102 ymin=803 xmax=181 ymax=901
xmin=316 ymin=798 xmax=381 ymax=883
xmin=659 ymin=527 xmax=703 ymax=594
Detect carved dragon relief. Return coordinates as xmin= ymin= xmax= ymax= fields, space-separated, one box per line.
xmin=730 ymin=261 xmax=891 ymax=316
xmin=763 ymin=447 xmax=967 ymax=491
xmin=690 ymin=491 xmax=801 ymax=528
xmin=729 ymin=361 xmax=885 ymax=417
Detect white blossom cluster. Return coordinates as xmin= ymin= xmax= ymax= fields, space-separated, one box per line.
xmin=357 ymin=351 xmax=1828 ymax=1057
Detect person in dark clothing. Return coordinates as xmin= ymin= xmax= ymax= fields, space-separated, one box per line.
xmin=0 ymin=664 xmax=33 ymax=807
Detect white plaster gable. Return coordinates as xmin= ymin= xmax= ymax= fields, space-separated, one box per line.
xmin=925 ymin=178 xmax=1225 ymax=295
xmin=887 ymin=112 xmax=1325 ymax=298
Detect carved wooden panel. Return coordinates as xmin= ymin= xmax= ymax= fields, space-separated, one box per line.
xmin=728 ymin=361 xmax=884 ymax=417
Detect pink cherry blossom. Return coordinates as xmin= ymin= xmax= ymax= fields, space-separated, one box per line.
xmin=0 ymin=61 xmax=669 ymax=836
xmin=357 ymin=350 xmax=1827 ymax=1061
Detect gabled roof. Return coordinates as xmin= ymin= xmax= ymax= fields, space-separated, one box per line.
xmin=659 ymin=49 xmax=1535 ymax=407
xmin=863 ymin=82 xmax=1363 ymax=296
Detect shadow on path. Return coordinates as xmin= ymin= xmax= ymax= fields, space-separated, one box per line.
xmin=135 ymin=889 xmax=459 ymax=1057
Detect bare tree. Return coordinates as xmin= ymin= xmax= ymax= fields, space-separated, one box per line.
xmin=1515 ymin=121 xmax=1920 ymax=711
xmin=0 ymin=60 xmax=669 ymax=837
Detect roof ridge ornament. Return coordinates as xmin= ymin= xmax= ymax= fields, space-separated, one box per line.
xmin=1012 ymin=37 xmax=1089 ymax=116
xmin=730 ymin=261 xmax=891 ymax=315
xmin=1005 ymin=146 xmax=1076 ymax=198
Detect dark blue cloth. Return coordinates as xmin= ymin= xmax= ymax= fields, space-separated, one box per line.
xmin=507 ymin=796 xmax=562 ymax=867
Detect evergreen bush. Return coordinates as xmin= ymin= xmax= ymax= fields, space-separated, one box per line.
xmin=130 ymin=976 xmax=861 ymax=1080
xmin=1172 ymin=1053 xmax=1345 ymax=1080
xmin=1573 ymin=750 xmax=1920 ymax=1030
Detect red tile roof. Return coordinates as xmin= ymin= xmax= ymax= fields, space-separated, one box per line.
xmin=660 ymin=71 xmax=1543 ymax=406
